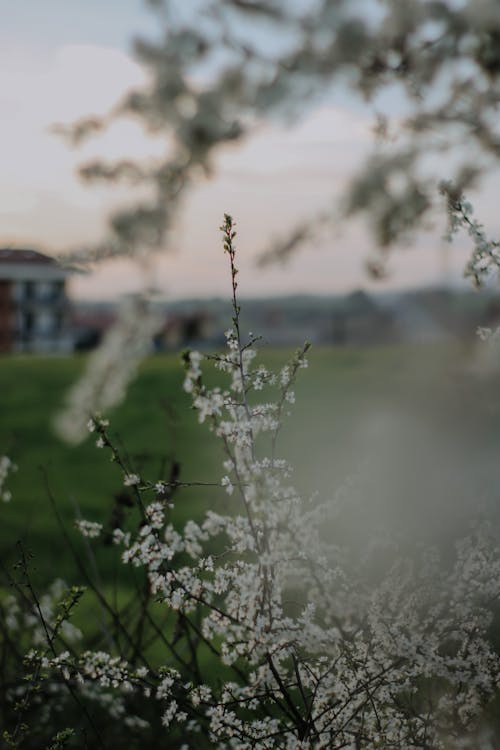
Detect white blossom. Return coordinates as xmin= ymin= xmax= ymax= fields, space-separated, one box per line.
xmin=221 ymin=475 xmax=234 ymax=495
xmin=0 ymin=455 xmax=16 ymax=503
xmin=123 ymin=473 xmax=140 ymax=487
xmin=75 ymin=519 xmax=103 ymax=539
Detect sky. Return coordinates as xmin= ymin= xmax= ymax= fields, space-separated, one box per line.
xmin=0 ymin=0 xmax=488 ymax=301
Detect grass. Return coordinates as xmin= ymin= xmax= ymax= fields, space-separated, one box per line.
xmin=0 ymin=353 xmax=222 ymax=585
xmin=1 ymin=341 xmax=500 ymax=591
xmin=2 ymin=341 xmax=500 ymax=740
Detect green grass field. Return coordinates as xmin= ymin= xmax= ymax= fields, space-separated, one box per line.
xmin=3 ymin=341 xmax=500 ymax=742
xmin=1 ymin=342 xmax=500 ymax=592
xmin=0 ymin=353 xmax=218 ymax=586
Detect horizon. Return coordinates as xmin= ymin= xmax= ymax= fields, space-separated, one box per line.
xmin=69 ymin=279 xmax=488 ymax=308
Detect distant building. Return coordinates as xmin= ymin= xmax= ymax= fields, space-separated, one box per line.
xmin=157 ymin=311 xmax=215 ymax=351
xmin=70 ymin=303 xmax=117 ymax=351
xmin=0 ymin=248 xmax=74 ymax=353
xmin=332 ymin=290 xmax=396 ymax=346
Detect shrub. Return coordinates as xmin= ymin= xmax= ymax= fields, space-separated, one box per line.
xmin=2 ymin=217 xmax=500 ymax=749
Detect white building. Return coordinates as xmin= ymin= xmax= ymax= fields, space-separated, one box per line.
xmin=0 ymin=248 xmax=74 ymax=353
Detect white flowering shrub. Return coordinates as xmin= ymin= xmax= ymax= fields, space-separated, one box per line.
xmin=3 ymin=217 xmax=500 ymax=749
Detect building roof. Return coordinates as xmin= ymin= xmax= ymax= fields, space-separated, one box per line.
xmin=0 ymin=248 xmax=71 ymax=282
xmin=0 ymin=248 xmax=58 ymax=265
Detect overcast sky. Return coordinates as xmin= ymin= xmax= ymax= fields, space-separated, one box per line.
xmin=0 ymin=0 xmax=485 ymax=301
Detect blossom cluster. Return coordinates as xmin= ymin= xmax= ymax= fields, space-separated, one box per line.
xmin=0 ymin=454 xmax=16 ymax=503
xmin=440 ymin=181 xmax=500 ymax=285
xmin=2 ymin=579 xmax=82 ymax=649
xmin=75 ymin=519 xmax=103 ymax=539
